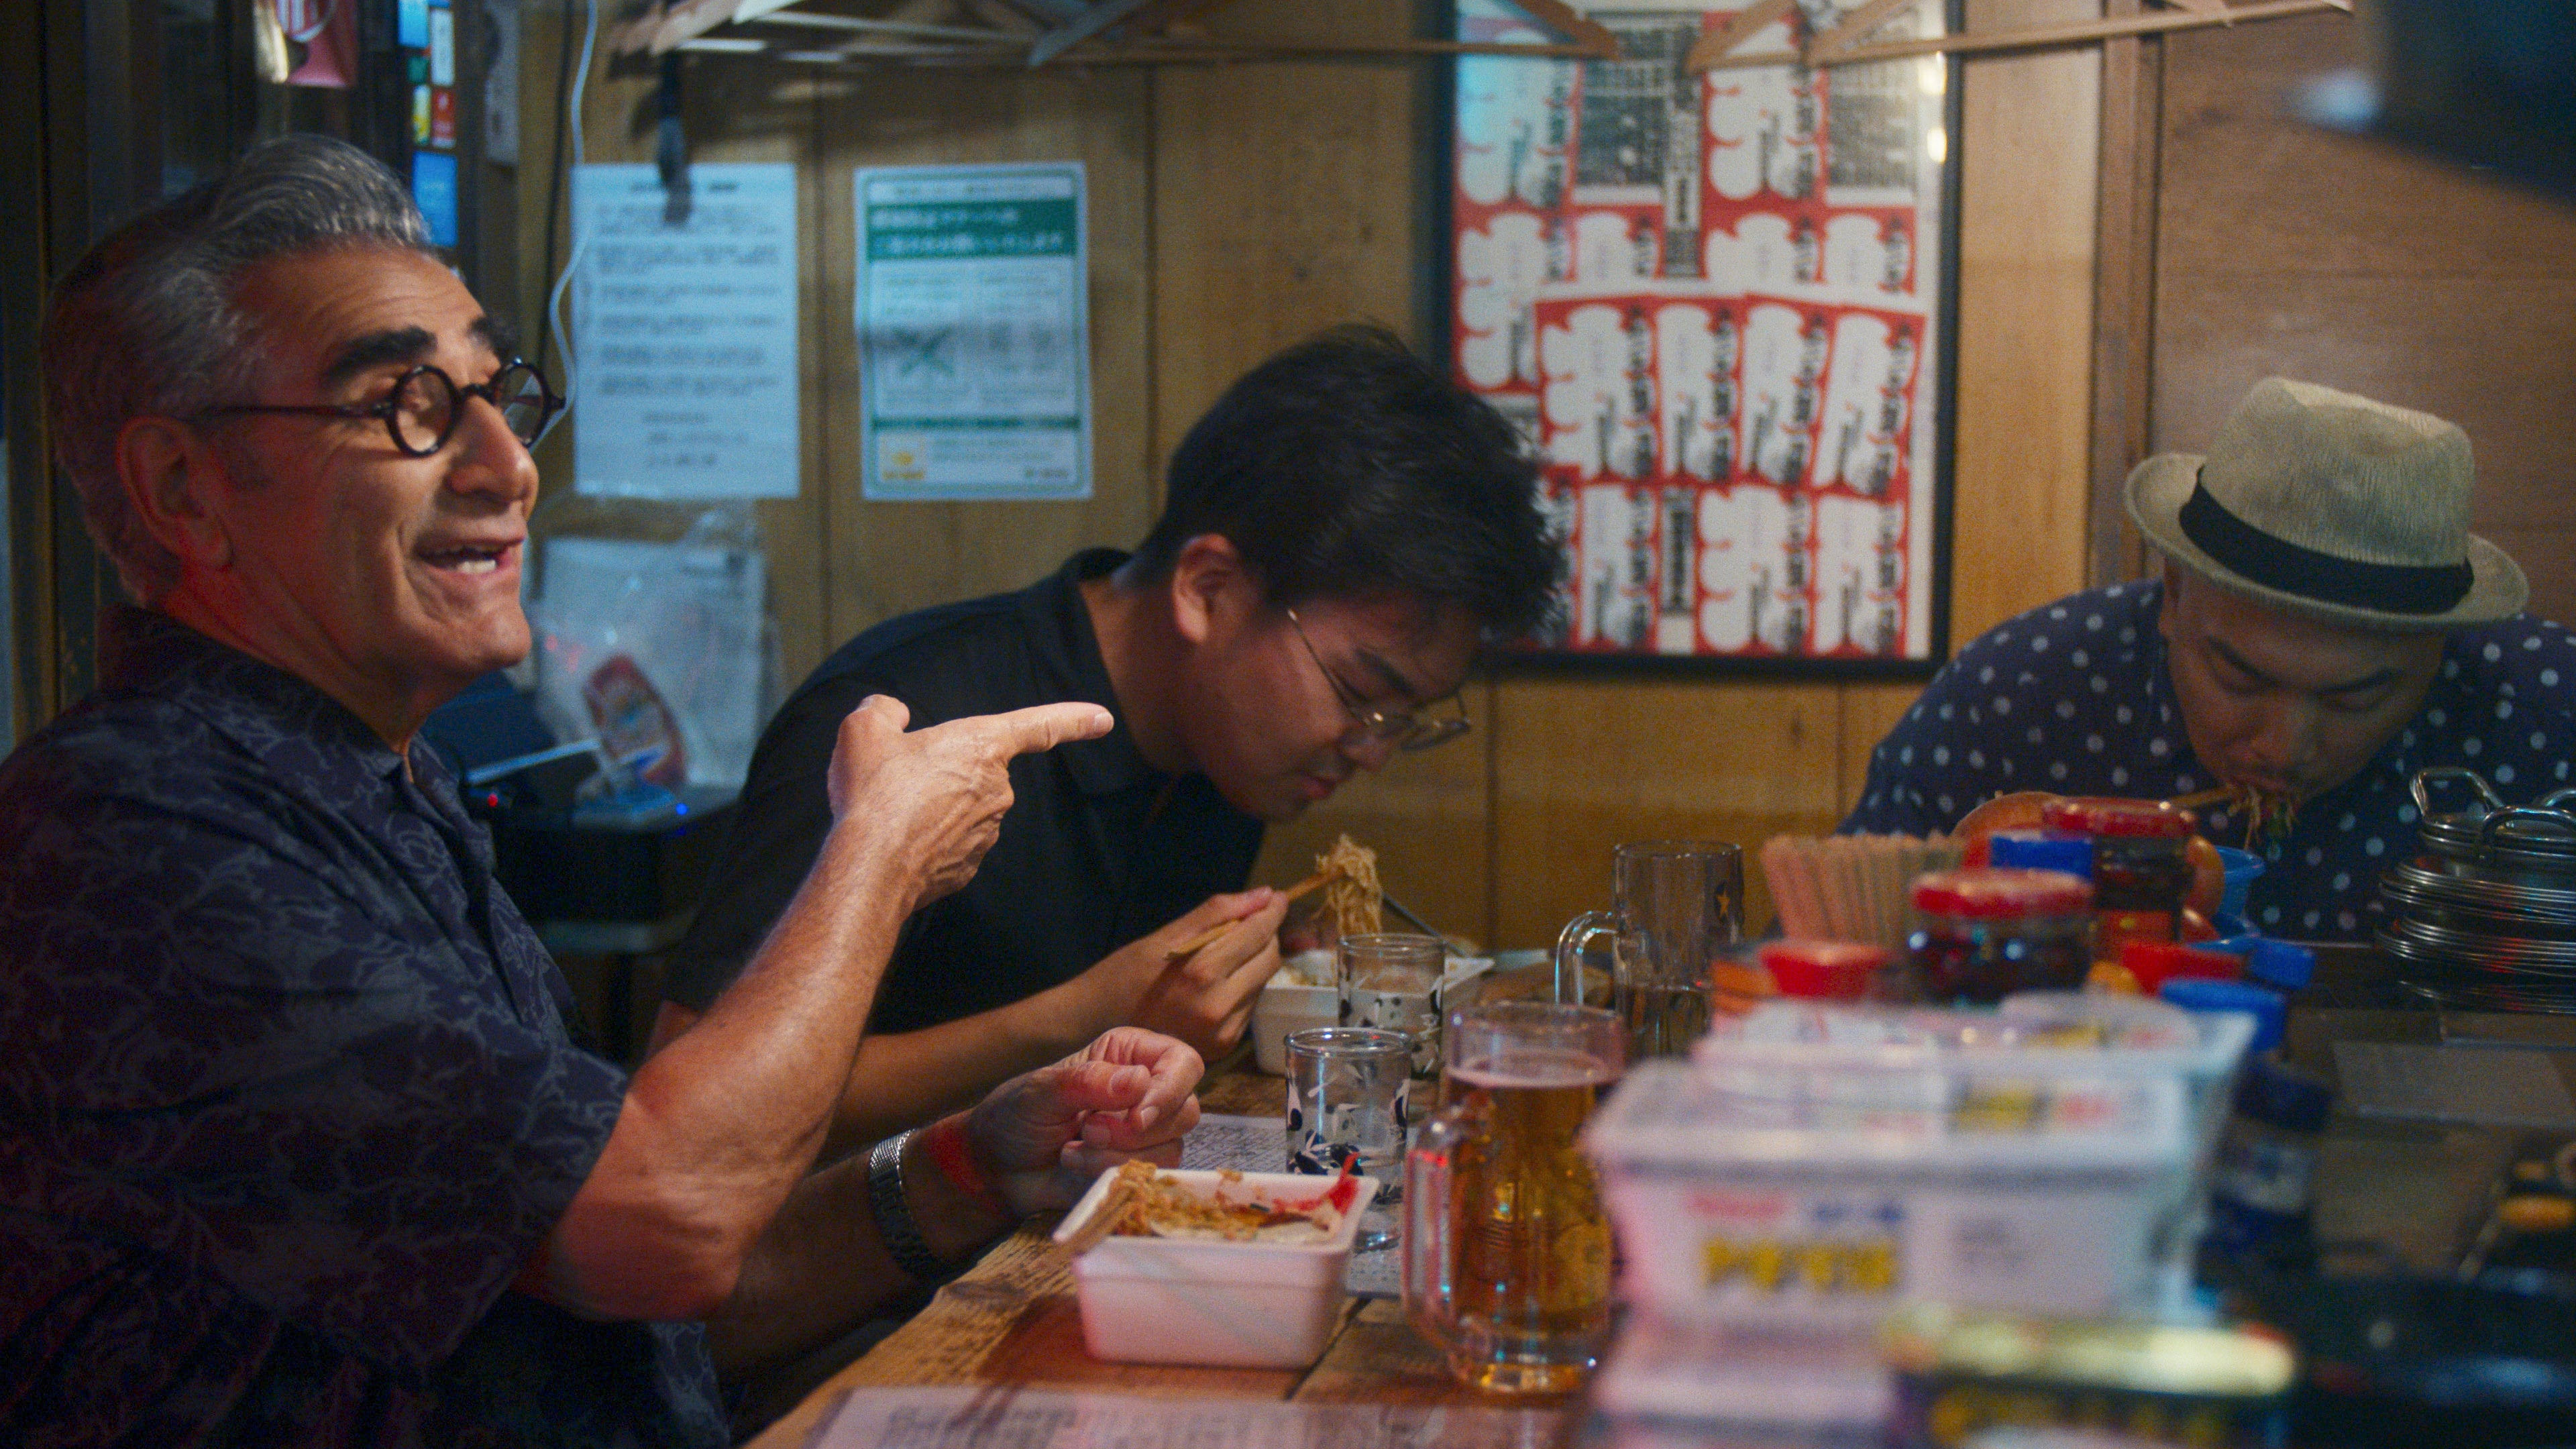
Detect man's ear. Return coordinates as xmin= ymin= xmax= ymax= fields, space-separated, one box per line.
xmin=1167 ymin=533 xmax=1254 ymax=646
xmin=116 ymin=416 xmax=236 ymax=573
xmin=2156 ymin=557 xmax=2186 ymax=642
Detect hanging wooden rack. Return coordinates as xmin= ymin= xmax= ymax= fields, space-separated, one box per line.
xmin=1688 ymin=0 xmax=2353 ymax=74
xmin=618 ymin=0 xmax=2349 ymax=73
xmin=618 ymin=0 xmax=1622 ymax=67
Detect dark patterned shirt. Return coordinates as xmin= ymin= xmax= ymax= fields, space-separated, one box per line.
xmin=1840 ymin=580 xmax=2576 ymax=941
xmin=0 ymin=608 xmax=723 ymax=1448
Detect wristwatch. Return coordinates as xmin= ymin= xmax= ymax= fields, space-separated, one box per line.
xmin=867 ymin=1129 xmax=954 ymax=1283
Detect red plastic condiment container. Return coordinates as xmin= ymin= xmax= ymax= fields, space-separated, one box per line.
xmin=2041 ymin=797 xmax=2198 ymax=960
xmin=1904 ymin=868 xmax=2096 ymax=1005
xmin=1758 ymin=939 xmax=1894 ymax=1002
xmin=2121 ymin=941 xmax=2245 ymax=995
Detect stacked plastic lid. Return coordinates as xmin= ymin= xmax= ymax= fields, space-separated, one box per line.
xmin=2377 ymin=768 xmax=2576 ymax=1013
xmin=2040 ymin=796 xmax=2198 ymax=839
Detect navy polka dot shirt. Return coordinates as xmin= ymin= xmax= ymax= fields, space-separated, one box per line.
xmin=1839 ymin=579 xmax=2576 ymax=942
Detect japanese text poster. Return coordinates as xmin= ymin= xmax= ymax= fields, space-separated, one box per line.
xmin=1454 ymin=1 xmax=1950 ymax=663
xmin=855 ymin=163 xmax=1092 ymax=500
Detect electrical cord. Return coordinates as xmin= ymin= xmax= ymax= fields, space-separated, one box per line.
xmin=530 ymin=0 xmax=580 ymax=382
xmin=535 ymin=0 xmax=597 ymax=447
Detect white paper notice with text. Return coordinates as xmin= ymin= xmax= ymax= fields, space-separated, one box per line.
xmin=570 ymin=163 xmax=800 ymax=499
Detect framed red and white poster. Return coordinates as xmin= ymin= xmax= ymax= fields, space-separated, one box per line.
xmin=1448 ymin=0 xmax=1957 ymax=673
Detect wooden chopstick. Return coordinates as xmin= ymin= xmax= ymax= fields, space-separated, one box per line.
xmin=1059 ymin=1176 xmax=1142 ymax=1256
xmin=1163 ymin=869 xmax=1329 ymax=962
xmin=2165 ymin=786 xmax=2236 ymax=810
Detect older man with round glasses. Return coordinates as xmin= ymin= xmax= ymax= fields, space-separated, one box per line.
xmin=652 ymin=325 xmax=1564 ymax=1154
xmin=0 ymin=134 xmax=1207 ymax=1447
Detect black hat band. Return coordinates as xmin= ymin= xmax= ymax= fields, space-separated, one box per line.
xmin=2176 ymin=472 xmax=2473 ymax=615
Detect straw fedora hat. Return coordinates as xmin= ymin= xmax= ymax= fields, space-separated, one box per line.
xmin=2127 ymin=377 xmax=2526 ymax=631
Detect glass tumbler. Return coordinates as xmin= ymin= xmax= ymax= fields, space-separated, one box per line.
xmin=1338 ymin=932 xmax=1448 ymax=1080
xmin=1285 ymin=1025 xmax=1411 ymax=1250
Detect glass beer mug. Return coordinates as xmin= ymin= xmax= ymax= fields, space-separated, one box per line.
xmin=1554 ymin=840 xmax=1743 ymax=1060
xmin=1403 ymin=1001 xmax=1623 ymax=1395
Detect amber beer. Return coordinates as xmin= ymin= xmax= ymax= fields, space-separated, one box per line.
xmin=1406 ymin=1002 xmax=1624 ymax=1395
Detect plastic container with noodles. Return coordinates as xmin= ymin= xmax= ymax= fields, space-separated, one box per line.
xmin=1052 ymin=1168 xmax=1379 ymax=1368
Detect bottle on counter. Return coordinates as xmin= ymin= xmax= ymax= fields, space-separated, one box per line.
xmin=2041 ymin=796 xmax=2199 ymax=964
xmin=1902 ymin=869 xmax=2094 ymax=1005
xmin=2158 ymin=977 xmax=2332 ymax=1281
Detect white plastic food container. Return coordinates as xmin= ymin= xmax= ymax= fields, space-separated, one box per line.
xmin=1252 ymin=983 xmax=1340 ymax=1075
xmin=1051 ymin=1169 xmax=1379 ymax=1368
xmin=1595 ymin=1316 xmax=1892 ymax=1449
xmin=1589 ymin=1000 xmax=2253 ymax=1330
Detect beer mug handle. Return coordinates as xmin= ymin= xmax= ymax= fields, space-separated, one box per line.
xmin=1403 ymin=1104 xmax=1473 ymax=1356
xmin=1554 ymin=912 xmax=1619 ymax=1006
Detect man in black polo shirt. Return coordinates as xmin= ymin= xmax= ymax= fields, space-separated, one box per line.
xmin=656 ymin=327 xmax=1562 ymax=1148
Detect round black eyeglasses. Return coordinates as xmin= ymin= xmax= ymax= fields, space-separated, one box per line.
xmin=203 ymin=360 xmax=562 ymax=458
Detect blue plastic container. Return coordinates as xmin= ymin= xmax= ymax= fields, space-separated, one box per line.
xmin=2215 ymin=847 xmax=2263 ymax=920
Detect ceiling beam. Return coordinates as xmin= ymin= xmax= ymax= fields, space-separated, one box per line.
xmin=1508 ymin=0 xmax=1621 ymax=58
xmin=1028 ymin=0 xmax=1157 ymax=64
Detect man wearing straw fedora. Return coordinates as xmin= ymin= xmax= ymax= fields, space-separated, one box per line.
xmin=1843 ymin=377 xmax=2574 ymax=942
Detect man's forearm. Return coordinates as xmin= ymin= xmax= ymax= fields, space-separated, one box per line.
xmin=818 ymin=978 xmax=1110 ymax=1161
xmin=705 ymin=1118 xmax=1013 ymax=1368
xmin=539 ymin=818 xmax=922 ymax=1318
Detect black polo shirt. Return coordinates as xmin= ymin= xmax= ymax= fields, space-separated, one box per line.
xmin=663 ymin=549 xmax=1265 ymax=1032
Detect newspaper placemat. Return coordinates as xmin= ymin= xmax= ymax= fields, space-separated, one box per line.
xmin=813 ymin=1385 xmax=1562 ymax=1449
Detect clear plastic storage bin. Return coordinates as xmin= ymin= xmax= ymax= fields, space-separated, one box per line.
xmin=1585 ymin=998 xmax=2253 ymax=1329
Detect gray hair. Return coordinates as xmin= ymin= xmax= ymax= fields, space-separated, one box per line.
xmin=40 ymin=133 xmax=435 ymax=601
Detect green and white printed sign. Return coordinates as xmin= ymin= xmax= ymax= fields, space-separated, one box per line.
xmin=854 ymin=163 xmax=1091 ymax=500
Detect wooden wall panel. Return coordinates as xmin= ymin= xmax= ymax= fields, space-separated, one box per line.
xmin=1149 ymin=1 xmax=1427 ymax=469
xmin=514 ymin=21 xmax=835 ymax=682
xmin=1949 ymin=0 xmax=2104 ymax=641
xmin=1491 ymin=680 xmax=1846 ymax=950
xmin=2088 ymin=1 xmax=2162 ymax=587
xmin=2151 ymin=13 xmax=2576 ymax=627
xmin=1839 ymin=680 xmax=1925 ymax=814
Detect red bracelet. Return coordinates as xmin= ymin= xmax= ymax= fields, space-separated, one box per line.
xmin=920 ymin=1115 xmax=1006 ymax=1214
